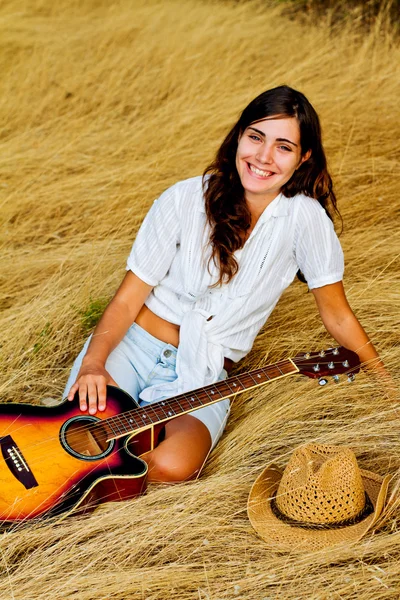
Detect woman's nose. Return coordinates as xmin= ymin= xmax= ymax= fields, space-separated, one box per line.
xmin=256 ymin=144 xmax=273 ymax=164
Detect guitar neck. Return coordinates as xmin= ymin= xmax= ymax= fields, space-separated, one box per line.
xmin=103 ymin=358 xmax=299 ymax=441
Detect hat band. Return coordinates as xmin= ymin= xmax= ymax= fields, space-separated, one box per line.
xmin=270 ymin=491 xmax=374 ymax=530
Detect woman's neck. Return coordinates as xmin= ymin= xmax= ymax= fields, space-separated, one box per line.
xmin=244 ymin=191 xmax=280 ymax=237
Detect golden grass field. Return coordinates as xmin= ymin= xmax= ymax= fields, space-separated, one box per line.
xmin=0 ymin=0 xmax=399 ymax=598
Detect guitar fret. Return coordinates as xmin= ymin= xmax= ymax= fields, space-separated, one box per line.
xmin=224 ymin=380 xmax=237 ymax=393
xmin=191 ymin=393 xmax=201 ymax=407
xmin=121 ymin=412 xmax=141 ymax=432
xmin=203 ymin=389 xmax=213 ymax=402
xmin=181 ymin=394 xmax=193 ymax=409
xmin=103 ymin=357 xmax=301 ymax=440
xmin=187 ymin=393 xmax=199 ymax=408
xmin=174 ymin=397 xmax=187 ymax=413
xmin=203 ymin=385 xmax=224 ymax=400
xmin=203 ymin=388 xmax=212 ymax=404
xmin=219 ymin=380 xmax=232 ymax=391
xmin=260 ymin=368 xmax=271 ymax=380
xmin=182 ymin=394 xmax=198 ymax=411
xmin=155 ymin=400 xmax=171 ymax=419
xmin=264 ymin=366 xmax=284 ymax=379
xmin=210 ymin=385 xmax=224 ymax=398
xmin=112 ymin=414 xmax=127 ymax=433
xmin=141 ymin=405 xmax=158 ymax=424
xmin=233 ymin=376 xmax=246 ymax=390
xmin=250 ymin=370 xmax=266 ymax=383
xmin=241 ymin=374 xmax=257 ymax=388
xmin=150 ymin=405 xmax=166 ymax=421
xmin=107 ymin=420 xmax=122 ymax=436
xmin=216 ymin=381 xmax=234 ymax=398
xmin=193 ymin=390 xmax=204 ymax=405
xmin=162 ymin=402 xmax=177 ymax=418
xmin=156 ymin=405 xmax=173 ymax=419
xmin=225 ymin=377 xmax=243 ymax=392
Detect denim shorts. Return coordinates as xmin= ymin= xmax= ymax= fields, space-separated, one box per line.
xmin=63 ymin=323 xmax=230 ymax=450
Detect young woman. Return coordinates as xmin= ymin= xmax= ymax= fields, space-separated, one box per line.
xmin=64 ymin=85 xmax=384 ymax=483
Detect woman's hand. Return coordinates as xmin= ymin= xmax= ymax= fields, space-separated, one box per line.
xmin=312 ymin=281 xmax=397 ymax=399
xmin=66 ymin=271 xmax=153 ymax=414
xmin=312 ymin=282 xmax=381 ymax=367
xmin=67 ymin=361 xmax=118 ymax=415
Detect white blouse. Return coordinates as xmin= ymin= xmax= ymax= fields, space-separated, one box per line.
xmin=126 ymin=176 xmax=344 ymax=402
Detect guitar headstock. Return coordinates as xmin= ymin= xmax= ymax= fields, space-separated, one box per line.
xmin=292 ymin=346 xmax=360 ymax=385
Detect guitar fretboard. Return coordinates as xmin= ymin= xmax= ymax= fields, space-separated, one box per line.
xmin=102 ymin=359 xmax=298 ymax=440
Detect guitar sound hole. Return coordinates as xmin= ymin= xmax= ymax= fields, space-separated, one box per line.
xmin=61 ymin=417 xmax=114 ymax=461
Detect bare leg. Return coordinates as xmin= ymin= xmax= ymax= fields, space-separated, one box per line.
xmin=141 ymin=414 xmax=212 ymax=483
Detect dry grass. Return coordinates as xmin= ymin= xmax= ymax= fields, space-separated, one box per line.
xmin=0 ymin=0 xmax=399 ymax=598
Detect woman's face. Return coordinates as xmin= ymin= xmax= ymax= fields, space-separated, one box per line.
xmin=235 ymin=116 xmax=310 ymax=206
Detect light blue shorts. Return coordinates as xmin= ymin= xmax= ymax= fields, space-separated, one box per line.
xmin=63 ymin=323 xmax=230 ymax=450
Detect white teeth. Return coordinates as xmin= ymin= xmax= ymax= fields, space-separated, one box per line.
xmin=249 ymin=164 xmax=273 ymax=177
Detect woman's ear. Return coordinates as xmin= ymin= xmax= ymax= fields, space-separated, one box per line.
xmin=298 ymin=149 xmax=311 ymax=168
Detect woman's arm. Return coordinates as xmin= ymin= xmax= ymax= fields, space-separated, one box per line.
xmin=311 ymin=281 xmax=388 ymax=376
xmin=67 ymin=271 xmax=153 ymax=414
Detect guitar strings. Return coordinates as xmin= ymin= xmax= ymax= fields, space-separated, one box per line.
xmin=16 ymin=358 xmax=363 ymax=467
xmin=0 ymin=357 xmax=299 ymax=464
xmin=3 ymin=361 xmax=295 ymax=462
xmin=1 ymin=349 xmax=362 ymax=463
xmin=4 ymin=352 xmax=359 ymax=462
xmin=63 ymin=357 xmax=300 ymax=444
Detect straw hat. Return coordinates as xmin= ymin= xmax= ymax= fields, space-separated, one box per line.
xmin=247 ymin=444 xmax=390 ymax=552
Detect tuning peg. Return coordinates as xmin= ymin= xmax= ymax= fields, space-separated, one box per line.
xmin=313 ymin=364 xmax=320 ymax=372
xmin=319 ymin=350 xmax=326 ymax=357
xmin=332 ymin=375 xmax=340 ymax=383
xmin=328 ymin=361 xmax=335 ymax=369
xmin=342 ymin=360 xmax=349 ymax=368
xmin=318 ymin=378 xmax=328 ymax=386
xmin=304 ymin=353 xmax=311 ymax=359
xmin=332 ymin=348 xmax=339 ymax=355
xmin=347 ymin=373 xmax=356 ymax=382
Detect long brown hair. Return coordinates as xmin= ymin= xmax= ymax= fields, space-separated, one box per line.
xmin=203 ymin=85 xmax=340 ymax=286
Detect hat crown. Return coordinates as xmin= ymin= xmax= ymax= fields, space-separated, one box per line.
xmin=276 ymin=444 xmax=366 ymax=525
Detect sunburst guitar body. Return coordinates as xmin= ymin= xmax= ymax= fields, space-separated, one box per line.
xmin=0 ymin=387 xmax=159 ymax=526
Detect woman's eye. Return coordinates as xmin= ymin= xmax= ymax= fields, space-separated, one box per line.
xmin=249 ymin=134 xmax=261 ymax=141
xmin=279 ymin=145 xmax=292 ymax=152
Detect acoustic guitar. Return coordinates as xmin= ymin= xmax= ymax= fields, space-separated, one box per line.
xmin=0 ymin=346 xmax=359 ymax=528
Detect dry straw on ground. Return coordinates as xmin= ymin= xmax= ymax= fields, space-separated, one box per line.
xmin=0 ymin=0 xmax=399 ymax=598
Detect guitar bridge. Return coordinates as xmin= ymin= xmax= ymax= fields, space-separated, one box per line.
xmin=0 ymin=435 xmax=38 ymax=489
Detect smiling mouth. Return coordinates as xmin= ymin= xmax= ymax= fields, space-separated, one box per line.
xmin=248 ymin=164 xmax=274 ymax=178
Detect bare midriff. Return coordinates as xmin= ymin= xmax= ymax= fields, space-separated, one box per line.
xmin=135 ymin=305 xmax=234 ymax=373
xmin=135 ymin=305 xmax=180 ymax=348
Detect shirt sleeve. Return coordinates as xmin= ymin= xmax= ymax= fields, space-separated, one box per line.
xmin=126 ymin=184 xmax=181 ymax=286
xmin=293 ymin=198 xmax=344 ymax=289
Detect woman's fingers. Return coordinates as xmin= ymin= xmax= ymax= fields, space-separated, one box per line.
xmin=87 ymin=381 xmax=99 ymax=415
xmin=97 ymin=379 xmax=108 ymax=412
xmin=78 ymin=382 xmax=88 ymax=412
xmin=67 ymin=371 xmax=119 ymax=413
xmin=67 ymin=381 xmax=79 ymax=401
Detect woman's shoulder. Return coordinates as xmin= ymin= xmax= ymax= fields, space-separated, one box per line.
xmin=172 ymin=175 xmax=204 ymax=196
xmin=154 ymin=175 xmax=204 ymax=211
xmin=158 ymin=175 xmax=203 ymax=199
xmin=166 ymin=175 xmax=206 ymax=212
xmin=288 ymin=192 xmax=329 ymax=222
xmin=289 ymin=192 xmax=325 ymax=210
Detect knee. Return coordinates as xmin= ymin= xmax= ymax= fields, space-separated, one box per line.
xmin=145 ymin=452 xmax=201 ymax=483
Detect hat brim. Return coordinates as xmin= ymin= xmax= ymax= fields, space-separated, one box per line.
xmin=247 ymin=464 xmax=390 ymax=552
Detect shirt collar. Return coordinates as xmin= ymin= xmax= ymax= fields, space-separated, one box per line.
xmin=260 ymin=193 xmax=291 ymax=222
xmin=199 ymin=192 xmax=291 ymax=218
